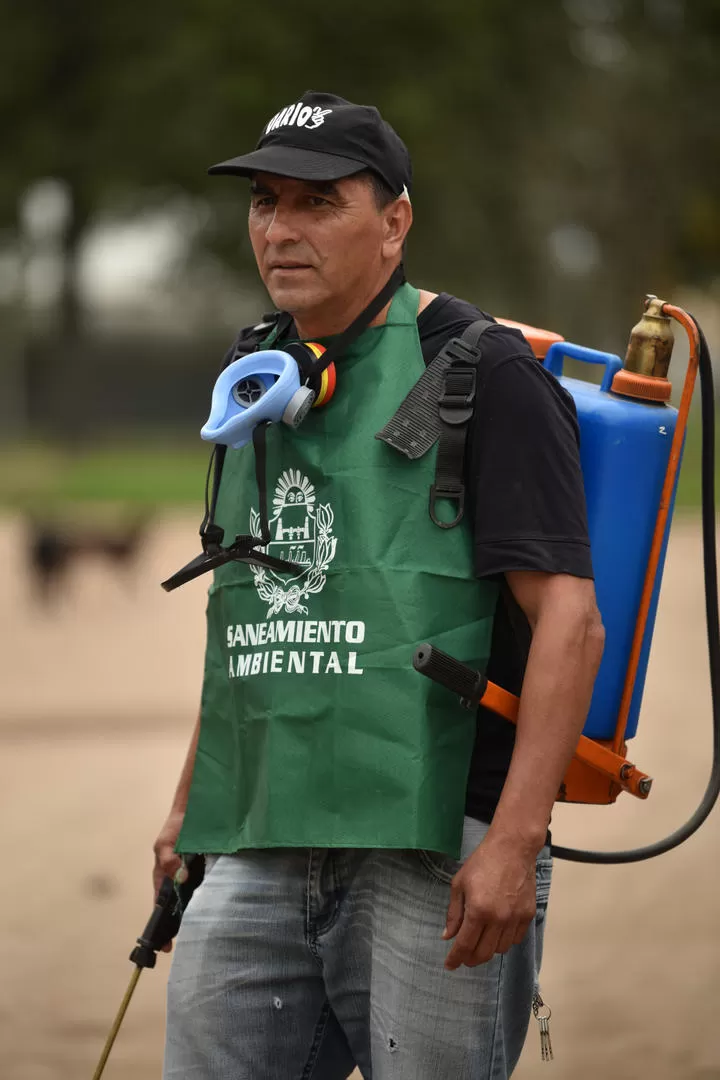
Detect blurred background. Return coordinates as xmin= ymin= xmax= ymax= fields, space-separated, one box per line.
xmin=0 ymin=1 xmax=718 ymax=1078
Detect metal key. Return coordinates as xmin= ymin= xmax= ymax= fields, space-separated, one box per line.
xmin=532 ymin=992 xmax=554 ymax=1062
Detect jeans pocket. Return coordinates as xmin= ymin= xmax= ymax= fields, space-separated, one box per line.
xmin=417 ymin=848 xmax=461 ymax=885
xmin=417 ymin=817 xmax=491 ymax=884
xmin=418 ymin=826 xmax=553 ymax=896
xmin=535 ymin=856 xmax=553 ymax=921
xmin=203 ymin=854 xmax=219 ymax=876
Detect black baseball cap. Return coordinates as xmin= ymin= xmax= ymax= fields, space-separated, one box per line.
xmin=208 ymin=91 xmax=412 ymax=197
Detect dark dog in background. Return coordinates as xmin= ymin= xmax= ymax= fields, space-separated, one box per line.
xmin=27 ymin=518 xmax=148 ymax=601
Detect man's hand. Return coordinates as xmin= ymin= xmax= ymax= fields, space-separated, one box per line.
xmin=153 ymin=810 xmax=185 ymax=950
xmin=442 ymin=835 xmax=537 ymax=970
xmin=154 ymin=809 xmax=185 ymax=895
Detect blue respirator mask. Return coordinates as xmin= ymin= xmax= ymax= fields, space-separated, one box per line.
xmin=200 ymin=340 xmax=335 ymax=450
xmin=162 ymin=265 xmax=405 ymax=592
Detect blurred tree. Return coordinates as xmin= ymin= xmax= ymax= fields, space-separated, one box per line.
xmin=0 ymin=0 xmax=719 ymax=350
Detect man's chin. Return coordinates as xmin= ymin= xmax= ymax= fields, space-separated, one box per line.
xmin=265 ymin=282 xmax=328 ymax=317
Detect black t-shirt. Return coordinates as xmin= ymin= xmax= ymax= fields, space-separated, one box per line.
xmin=416 ymin=293 xmax=593 ymax=824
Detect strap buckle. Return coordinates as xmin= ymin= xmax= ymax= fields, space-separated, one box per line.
xmin=429 ymin=483 xmax=465 ymax=529
xmin=438 ymin=363 xmax=476 ymax=426
xmin=439 ymin=339 xmax=482 ymax=366
xmin=201 ymin=523 xmax=225 ymax=556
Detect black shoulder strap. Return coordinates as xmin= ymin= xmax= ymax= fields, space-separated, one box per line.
xmin=375 ymin=318 xmax=494 ymax=528
xmin=375 ymin=319 xmax=493 ymax=459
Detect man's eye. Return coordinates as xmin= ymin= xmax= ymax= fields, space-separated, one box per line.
xmin=309 ymin=196 xmax=330 ymax=207
xmin=251 ymin=196 xmax=275 ymax=208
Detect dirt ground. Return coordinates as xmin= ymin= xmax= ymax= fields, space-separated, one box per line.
xmin=1 ymin=512 xmax=719 ymax=1080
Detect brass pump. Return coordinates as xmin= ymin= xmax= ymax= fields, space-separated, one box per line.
xmin=611 ymin=294 xmax=674 ymax=401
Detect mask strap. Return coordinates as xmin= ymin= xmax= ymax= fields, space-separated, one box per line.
xmin=250 ymin=420 xmax=272 ymax=545
xmin=296 ymin=263 xmax=406 ymax=381
xmin=199 ymin=444 xmax=227 ymax=552
xmin=201 ymin=423 xmax=271 ymax=548
xmin=161 ymin=424 xmax=297 ymax=592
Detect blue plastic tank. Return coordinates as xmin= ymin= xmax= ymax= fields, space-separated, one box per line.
xmin=543 ymin=342 xmax=681 ymax=740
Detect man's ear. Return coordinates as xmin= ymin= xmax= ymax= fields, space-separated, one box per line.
xmin=381 ymin=196 xmax=413 ymax=260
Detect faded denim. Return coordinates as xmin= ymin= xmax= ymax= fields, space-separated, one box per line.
xmin=164 ymin=818 xmax=552 ymax=1079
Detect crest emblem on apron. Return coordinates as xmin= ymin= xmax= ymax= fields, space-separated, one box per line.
xmin=250 ymin=469 xmax=337 ymax=616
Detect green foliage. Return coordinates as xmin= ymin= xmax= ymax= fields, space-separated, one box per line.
xmin=1 ymin=0 xmax=719 ymax=344
xmin=0 ymin=440 xmax=210 ymax=510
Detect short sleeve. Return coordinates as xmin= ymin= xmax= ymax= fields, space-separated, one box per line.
xmin=466 ymin=329 xmax=593 ymax=580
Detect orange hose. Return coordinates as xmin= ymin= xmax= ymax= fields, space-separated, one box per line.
xmin=611 ymin=305 xmax=700 ymax=753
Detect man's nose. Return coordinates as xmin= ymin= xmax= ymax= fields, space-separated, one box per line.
xmin=264 ymin=206 xmax=302 ymax=244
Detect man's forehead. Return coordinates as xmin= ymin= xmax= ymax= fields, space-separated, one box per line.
xmin=250 ymin=172 xmax=353 ymax=193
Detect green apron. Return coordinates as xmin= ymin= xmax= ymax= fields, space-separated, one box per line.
xmin=178 ymin=282 xmax=498 ymax=858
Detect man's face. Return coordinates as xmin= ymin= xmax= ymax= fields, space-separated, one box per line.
xmin=247 ymin=172 xmax=392 ymax=322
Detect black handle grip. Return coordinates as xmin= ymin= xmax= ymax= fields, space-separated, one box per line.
xmin=129 ymin=877 xmax=177 ymax=968
xmin=129 ymin=856 xmax=206 ymax=968
xmin=413 ymin=643 xmax=487 ymax=704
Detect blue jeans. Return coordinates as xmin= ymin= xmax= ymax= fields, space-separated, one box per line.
xmin=164 ymin=818 xmax=552 ymax=1079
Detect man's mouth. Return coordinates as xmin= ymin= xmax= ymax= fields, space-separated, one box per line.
xmin=268 ymin=262 xmax=313 ymax=272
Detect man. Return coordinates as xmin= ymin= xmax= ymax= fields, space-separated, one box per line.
xmin=155 ymin=91 xmax=604 ymax=1079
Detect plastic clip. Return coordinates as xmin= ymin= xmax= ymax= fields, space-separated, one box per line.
xmin=438 ymin=364 xmax=476 ymax=426
xmin=429 ymin=483 xmax=465 ymax=529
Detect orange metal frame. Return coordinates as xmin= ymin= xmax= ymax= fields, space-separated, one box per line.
xmin=487 ymin=304 xmax=700 ymax=805
xmin=480 ymin=679 xmax=653 ymax=801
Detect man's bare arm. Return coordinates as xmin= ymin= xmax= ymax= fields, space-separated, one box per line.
xmin=444 ymin=571 xmax=604 ymax=969
xmin=489 ymin=571 xmax=605 ymax=853
xmin=153 ymin=711 xmax=201 ymax=900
